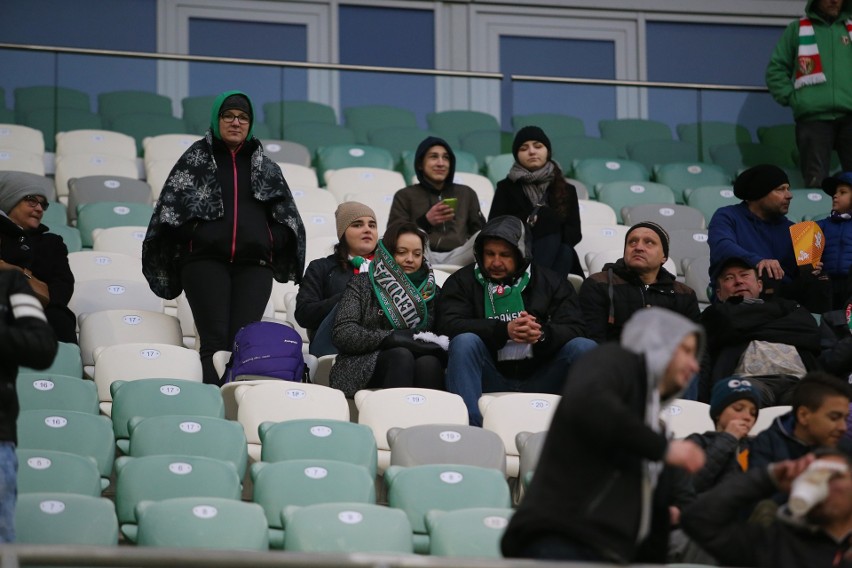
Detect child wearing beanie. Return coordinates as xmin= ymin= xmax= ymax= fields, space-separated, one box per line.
xmin=685 ymin=377 xmax=760 ymax=494
xmin=817 ymin=172 xmax=852 ymax=309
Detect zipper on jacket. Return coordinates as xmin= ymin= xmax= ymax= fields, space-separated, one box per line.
xmin=229 ymin=143 xmax=243 ymax=262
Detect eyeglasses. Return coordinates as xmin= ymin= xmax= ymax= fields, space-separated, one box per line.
xmin=219 ymin=112 xmax=251 ymax=125
xmin=22 ymin=195 xmax=49 ymax=211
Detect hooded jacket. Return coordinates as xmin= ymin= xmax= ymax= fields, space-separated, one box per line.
xmin=579 ymin=257 xmax=700 ymax=343
xmin=766 ymin=0 xmax=852 ymax=122
xmin=435 ymin=215 xmax=586 ymax=376
xmin=750 ymin=411 xmax=852 ymax=472
xmin=683 ymin=465 xmax=852 ymax=567
xmin=388 ymin=137 xmax=483 ymax=253
xmin=142 ymin=90 xmax=305 ymax=299
xmin=502 ymin=308 xmax=704 ymax=564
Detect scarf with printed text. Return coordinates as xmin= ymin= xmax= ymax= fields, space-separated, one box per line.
xmin=368 ymin=242 xmax=436 ymax=330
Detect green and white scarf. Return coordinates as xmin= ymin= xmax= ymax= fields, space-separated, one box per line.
xmin=369 ymin=242 xmax=436 ymax=331
xmin=795 ymin=16 xmax=852 ymax=89
xmin=475 ymin=264 xmax=532 ymax=360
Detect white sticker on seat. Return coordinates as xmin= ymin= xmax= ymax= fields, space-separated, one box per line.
xmin=107 ymin=285 xmax=126 ymax=295
xmin=192 ymin=505 xmax=218 ymax=519
xmin=349 ymin=148 xmax=365 ymax=157
xmin=304 ymin=466 xmax=328 ymax=479
xmin=659 ymin=207 xmax=675 ymax=216
xmin=27 ymin=457 xmax=52 ymax=470
xmin=338 ymin=511 xmax=363 ymax=524
xmin=530 ymin=399 xmax=550 ymax=410
xmin=687 ymin=165 xmax=703 ymax=174
xmin=104 ymin=180 xmax=121 ymax=189
xmin=140 ymin=349 xmax=161 ymax=359
xmin=123 ymin=315 xmax=142 ymax=325
xmin=94 ymin=256 xmax=112 ymax=265
xmin=159 ymin=385 xmax=181 ymax=396
xmin=439 ymin=431 xmax=461 ymax=443
xmin=310 ymin=426 xmax=332 ymax=438
xmin=605 ymin=161 xmax=621 ymax=170
xmin=483 ymin=516 xmax=509 ymax=529
xmin=33 ymin=380 xmax=54 ymax=391
xmin=169 ymin=462 xmax=193 ymax=475
xmin=286 ymin=389 xmax=306 ymax=400
xmin=629 ymin=185 xmax=646 ymax=194
xmin=40 ymin=500 xmax=66 ymax=514
xmin=44 ymin=416 xmax=68 ymax=428
xmin=113 ymin=206 xmax=130 ymax=215
xmin=179 ymin=421 xmax=201 ymax=433
xmin=405 ymin=394 xmax=426 ymax=405
xmin=439 ymin=471 xmax=464 ymax=484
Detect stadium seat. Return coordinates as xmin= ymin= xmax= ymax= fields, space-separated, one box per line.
xmin=135 ymin=497 xmax=269 ymax=550
xmin=283 ymin=502 xmax=413 ymax=553
xmin=264 ymin=100 xmax=337 ymax=138
xmin=576 ymin=199 xmax=617 ymax=225
xmin=573 ymin=158 xmax=650 ymax=198
xmin=97 ymin=90 xmax=173 ymax=126
xmin=22 ymin=109 xmax=104 ymax=152
xmin=344 ymin=104 xmax=418 ymax=144
xmin=325 ymin=167 xmax=406 ymax=202
xmin=16 ymin=448 xmax=102 ymax=497
xmin=426 ymin=507 xmax=514 ymax=558
xmin=626 ymin=139 xmax=701 ymax=172
xmin=76 ymin=201 xmax=154 ymax=247
xmin=16 ymin=372 xmax=98 ymax=414
xmin=68 ymin=278 xmax=163 ymax=319
xmin=551 ymin=136 xmax=624 ymax=173
xmin=599 ymin=118 xmax=672 ymax=155
xmin=14 ymin=86 xmax=91 ymax=121
xmin=666 ymin=229 xmax=711 ymax=275
xmin=661 ymin=399 xmax=714 ymax=439
xmin=78 ymin=308 xmax=182 ymax=367
xmin=55 ymin=129 xmax=136 ymax=160
xmin=574 ymin=224 xmax=630 ymax=273
xmin=342 ymin=191 xmax=393 ymax=235
xmin=54 ymin=153 xmax=139 ymax=201
xmin=596 ymin=181 xmax=676 ymax=223
xmin=460 ymin=129 xmax=502 ymax=164
xmin=368 ymin=126 xmax=437 ymax=162
xmin=142 ymin=133 xmax=198 ymax=167
xmin=684 ymin=255 xmax=712 ymax=306
xmin=387 ymin=423 xmax=507 ymax=475
xmin=677 ymin=121 xmax=752 ymax=162
xmin=513 ymin=113 xmax=585 ymax=138
xmin=478 ymin=393 xmax=560 ymax=478
xmin=114 ymin=454 xmax=242 ymax=542
xmin=757 ymin=124 xmax=797 ymax=164
xmin=317 ymin=144 xmax=395 ymax=182
xmin=427 ymin=110 xmax=500 ymax=143
xmin=181 ymin=95 xmax=218 ymax=134
xmin=621 ymin=203 xmax=706 ymax=232
xmin=289 ymin=186 xmax=337 ymax=215
xmin=260 ymin=139 xmax=311 ymax=167
xmin=68 ymin=250 xmax=144 ymax=283
xmin=15 ymin=493 xmax=118 ymax=546
xmin=259 ymin=418 xmax=377 ymax=478
xmin=299 ymin=209 xmax=337 ymax=240
xmin=251 ymin=459 xmax=376 ymax=549
xmin=0 ymin=148 xmax=45 ymax=176
xmin=20 ymin=341 xmax=83 ymax=378
xmin=788 ymin=188 xmax=831 ymax=221
xmin=17 ymin=409 xmax=115 ymax=482
xmin=283 ymin=121 xmax=356 ymax=155
xmin=484 ymin=153 xmax=515 ymax=185
xmin=0 ymin=123 xmax=45 ymax=154
xmin=515 ymin=430 xmax=547 ymax=501
xmin=91 ymin=225 xmax=148 ymax=257
xmin=684 ymin=185 xmax=739 ymax=225
xmin=384 ymin=463 xmax=512 ymax=553
xmin=354 ymin=387 xmax=468 ymax=472
xmin=144 ymin=159 xmax=175 ymax=199
xmin=709 ymin=142 xmax=796 ymax=178
xmin=127 ymin=414 xmax=247 ymax=478
xmin=750 ymin=405 xmax=792 ymax=436
xmin=452 ymin=172 xmax=495 ymax=212
xmin=67 ymin=175 xmax=152 ymax=222
xmin=653 ymin=162 xmax=730 ymax=204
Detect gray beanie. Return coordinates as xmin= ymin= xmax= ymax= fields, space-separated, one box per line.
xmin=335 ymin=201 xmax=376 ymax=239
xmin=0 ymin=171 xmax=53 ymax=214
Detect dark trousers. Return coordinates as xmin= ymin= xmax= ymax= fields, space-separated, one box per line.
xmin=181 ymin=260 xmax=272 ymax=384
xmin=368 ymin=347 xmax=445 ymax=391
xmin=796 ymin=115 xmax=852 ymax=188
xmin=515 ymin=534 xmax=609 ymax=563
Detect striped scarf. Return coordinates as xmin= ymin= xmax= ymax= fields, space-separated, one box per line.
xmin=795 ymin=16 xmax=852 ymax=89
xmin=368 ymin=242 xmax=436 ymax=331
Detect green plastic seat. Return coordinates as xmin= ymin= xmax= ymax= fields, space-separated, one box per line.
xmin=258 ymin=419 xmax=377 ymax=479
xmin=16 ymin=448 xmax=102 ymax=497
xmin=572 ymin=158 xmax=650 ymax=198
xmin=251 ymin=459 xmax=376 ymax=549
xmin=426 ymin=507 xmax=514 ymax=558
xmin=15 ymin=493 xmax=118 ymax=546
xmin=110 ymin=378 xmax=225 ymax=454
xmin=709 ymin=142 xmax=796 ymax=179
xmin=684 ymin=185 xmax=739 ymax=225
xmin=485 ymin=153 xmax=515 ymax=185
xmin=14 ymin=86 xmax=91 ymax=121
xmin=283 ymin=502 xmax=413 ymax=554
xmin=677 ymin=121 xmax=752 ymax=162
xmin=46 ymin=224 xmax=83 ymax=252
xmin=344 ymin=104 xmax=417 ymax=144
xmin=114 ymin=454 xmax=242 ymax=542
xmin=181 ymin=95 xmax=218 ymax=134
xmin=16 ymin=372 xmax=98 ymax=414
xmin=128 ymin=414 xmax=247 ymax=479
xmin=550 ymin=136 xmax=624 ymax=175
xmin=757 ymin=124 xmax=797 ymax=164
xmin=788 ymin=188 xmax=831 ymax=222
xmin=460 ymin=129 xmax=502 ymax=165
xmin=315 ymin=144 xmax=395 ymax=182
xmin=427 ymin=110 xmax=500 ymax=144
xmin=283 ymin=122 xmax=356 ymax=156
xmin=20 ymin=341 xmax=82 ymax=378
xmin=597 ymin=181 xmax=676 ymax=223
xmin=384 ymin=464 xmax=512 ymax=554
xmin=512 ymin=113 xmax=585 ymax=139
xmin=110 ymin=113 xmax=189 ymax=156
xmin=17 ymin=409 xmax=115 ymax=480
xmin=40 ymin=199 xmax=69 ymax=228
xmin=0 ymin=108 xmax=13 ymax=123
xmin=599 ymin=118 xmax=672 ymax=155
xmin=98 ymin=90 xmax=173 ymax=126
xmin=626 ymin=139 xmax=701 ymax=173
xmin=136 ymin=497 xmax=269 ymax=550
xmin=653 ymin=162 xmax=731 ymax=204
xmin=20 ymin=108 xmax=103 ymax=152
xmin=264 ymin=100 xmax=337 ymax=139
xmin=76 ymin=201 xmax=154 ymax=247
xmin=368 ymin=126 xmax=439 ymax=162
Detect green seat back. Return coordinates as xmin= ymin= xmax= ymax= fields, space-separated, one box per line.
xmin=41 ymin=200 xmax=69 ymax=228
xmin=788 ymin=188 xmax=831 ymax=222
xmin=283 ymin=502 xmax=413 ymax=554
xmin=258 ymin=419 xmax=377 ymax=479
xmin=283 ymin=122 xmax=356 ymax=156
xmin=76 ymin=201 xmax=154 ymax=247
xmin=110 ymin=113 xmax=189 ymax=156
xmin=368 ymin=126 xmax=438 ymax=162
xmin=599 ymin=118 xmax=672 ymax=155
xmin=573 ymin=158 xmax=650 ymax=198
xmin=677 ymin=121 xmax=753 ymax=162
xmin=757 ymin=124 xmax=797 ymax=164
xmin=14 ymin=86 xmax=91 ymax=120
xmin=626 ymin=139 xmax=701 ymax=175
xmin=425 ymin=507 xmax=514 ymax=558
xmin=20 ymin=341 xmax=82 ymax=378
xmin=597 ymin=181 xmax=676 ymax=223
xmin=550 ymin=136 xmax=623 ymax=175
xmin=344 ymin=105 xmax=417 ymax=144
xmin=684 ymin=185 xmax=739 ymax=225
xmin=16 ymin=372 xmax=98 ymax=414
xmin=136 ymin=497 xmax=268 ymax=550
xmin=16 ymin=448 xmax=102 ymax=497
xmin=264 ymin=100 xmax=337 ymax=139
xmin=427 ymin=110 xmax=500 ymax=143
xmin=46 ymin=224 xmax=82 ymax=252
xmin=315 ymin=144 xmax=395 ymax=182
xmin=653 ymin=162 xmax=730 ymax=204
xmin=20 ymin=108 xmax=103 ymax=152
xmin=709 ymin=142 xmax=796 ymax=178
xmin=512 ymin=114 xmax=585 ymax=138
xmin=181 ymin=95 xmax=218 ymax=135
xmin=460 ymin=129 xmax=502 ymax=165
xmin=98 ymin=90 xmax=173 ymax=125
xmin=15 ymin=493 xmax=118 ymax=545
xmin=485 ymin=154 xmax=515 ymax=185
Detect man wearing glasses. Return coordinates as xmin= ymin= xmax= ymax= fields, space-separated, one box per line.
xmin=0 ymin=171 xmax=77 ymax=343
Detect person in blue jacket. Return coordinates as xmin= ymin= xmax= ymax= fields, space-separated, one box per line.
xmin=817 ymin=172 xmax=852 ymax=309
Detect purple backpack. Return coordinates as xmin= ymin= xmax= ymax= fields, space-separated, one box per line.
xmin=225 ymin=321 xmax=306 ymax=383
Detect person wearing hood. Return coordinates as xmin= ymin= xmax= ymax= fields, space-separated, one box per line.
xmin=388 ymin=136 xmax=483 ymax=267
xmin=766 ymin=0 xmax=852 ymax=188
xmin=682 ymin=448 xmax=852 ymax=568
xmin=489 ymin=126 xmax=583 ymax=279
xmin=436 ymin=215 xmax=595 ymax=426
xmin=579 ymin=220 xmax=700 ymax=344
xmin=142 ymin=90 xmax=305 ymax=385
xmin=501 ymin=308 xmax=707 ymax=563
xmin=0 ymin=171 xmax=76 ymax=343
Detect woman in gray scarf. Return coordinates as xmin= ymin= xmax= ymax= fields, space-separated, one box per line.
xmin=488 ymin=126 xmax=583 ymax=278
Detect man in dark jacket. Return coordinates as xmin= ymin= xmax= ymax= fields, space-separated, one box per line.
xmin=0 ymin=270 xmax=58 ymax=542
xmin=682 ymin=450 xmax=852 ymax=567
xmin=699 ymin=256 xmax=822 ymax=403
xmin=501 ymin=308 xmax=707 ymax=563
xmin=436 ymin=215 xmax=595 ymax=426
xmin=388 ymin=136 xmax=483 ymax=267
xmin=579 ymin=220 xmax=700 ymax=344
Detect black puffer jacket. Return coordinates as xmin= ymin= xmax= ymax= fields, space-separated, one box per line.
xmin=578 ymin=258 xmax=700 ymax=343
xmin=0 ymin=271 xmax=58 ymax=444
xmin=294 ymin=254 xmax=353 ymax=341
xmin=685 ymin=430 xmax=750 ymax=494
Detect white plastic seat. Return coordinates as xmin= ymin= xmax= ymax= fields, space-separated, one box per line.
xmin=68 ymin=251 xmax=145 ymax=283
xmin=479 ymin=393 xmax=560 ymax=478
xmin=577 ymin=199 xmax=618 ymax=225
xmin=68 ymin=278 xmax=164 ymax=319
xmin=92 ymin=342 xmax=203 ymax=415
xmin=300 ymin=210 xmax=338 ymax=240
xmin=283 ymin=291 xmax=310 ymax=345
xmin=142 ymin=134 xmax=198 ymax=167
xmin=354 ymin=387 xmax=468 ymax=473
xmin=325 ymin=168 xmax=405 ymax=203
xmin=451 ymin=172 xmax=494 ymax=212
xmin=750 ymin=405 xmax=792 ymax=436
xmin=54 ymin=153 xmax=138 ymax=200
xmin=305 ymin=236 xmax=337 ymax=265
xmin=0 ymin=148 xmax=45 ymax=176
xmin=277 ymin=163 xmax=319 ymax=189
xmin=342 ymin=191 xmax=393 ymax=235
xmin=91 ymin=226 xmax=147 ymax=257
xmin=0 ymin=124 xmax=45 ymax=154
xmin=660 ymin=399 xmax=714 ymax=439
xmin=290 ymin=186 xmax=338 ymax=216
xmin=573 ymin=224 xmax=630 ymax=273
xmin=56 ymin=130 xmax=136 ymax=160
xmin=143 ymin=159 xmax=174 ymax=200
xmin=78 ymin=309 xmax=182 ymax=367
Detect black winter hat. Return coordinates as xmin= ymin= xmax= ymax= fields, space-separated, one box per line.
xmin=512 ymin=126 xmax=552 ymax=161
xmin=625 ymin=221 xmax=670 ymax=259
xmin=733 ymin=164 xmax=789 ymax=201
xmin=220 ymin=94 xmax=252 ymax=120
